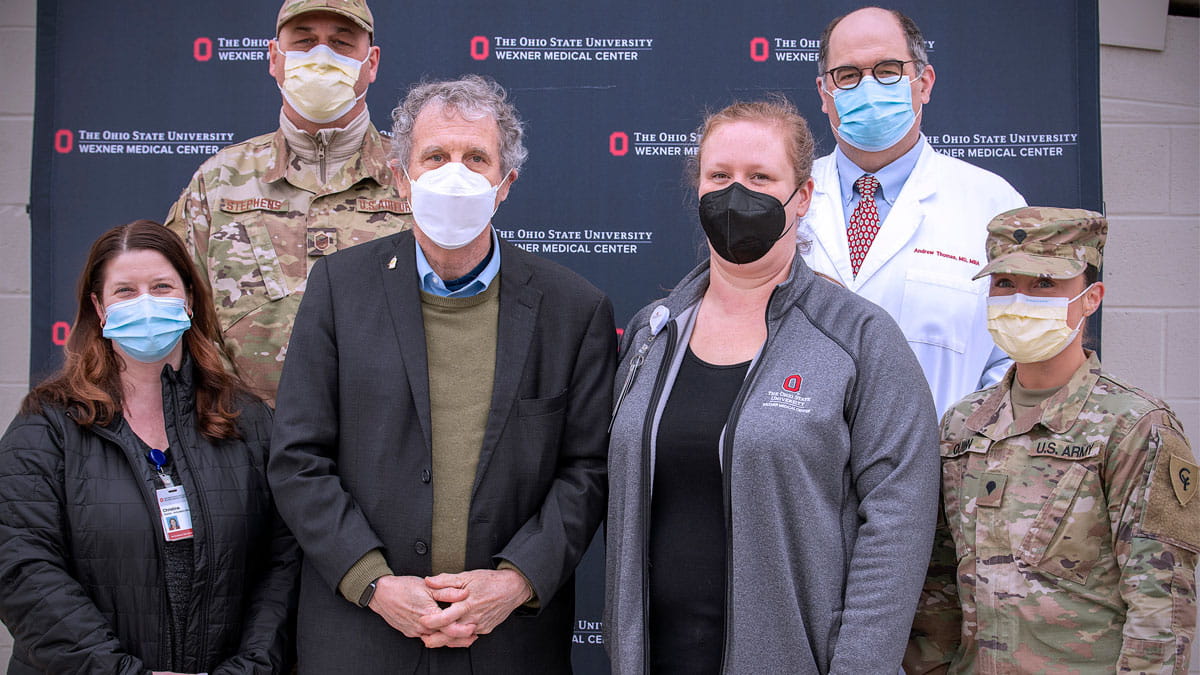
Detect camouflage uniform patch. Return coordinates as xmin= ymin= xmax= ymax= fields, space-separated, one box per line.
xmin=165 ymin=122 xmax=411 ymax=403
xmin=1142 ymin=426 xmax=1200 ymax=551
xmin=1170 ymin=448 xmax=1198 ymax=507
xmin=306 ymin=227 xmax=338 ymax=256
xmin=905 ymin=351 xmax=1198 ymax=674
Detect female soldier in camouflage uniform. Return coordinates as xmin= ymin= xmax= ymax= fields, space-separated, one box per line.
xmin=905 ymin=207 xmax=1198 ymax=674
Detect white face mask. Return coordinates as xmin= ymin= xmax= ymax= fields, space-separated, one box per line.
xmin=986 ymin=283 xmax=1095 ymax=363
xmin=277 ymin=43 xmax=367 ymax=124
xmin=406 ymin=162 xmax=506 ymax=249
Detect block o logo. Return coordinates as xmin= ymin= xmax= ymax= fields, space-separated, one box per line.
xmin=51 ymin=321 xmax=71 ymax=346
xmin=782 ymin=374 xmax=803 ymax=392
xmin=193 ymin=37 xmax=213 ymax=62
xmin=470 ymin=36 xmax=490 ymax=61
xmin=749 ymin=37 xmax=769 ymax=62
xmin=609 ymin=131 xmax=628 ymax=157
xmin=54 ymin=129 xmax=74 ymax=154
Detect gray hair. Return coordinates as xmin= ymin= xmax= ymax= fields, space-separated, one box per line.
xmin=389 ymin=74 xmax=528 ymax=176
xmin=817 ymin=7 xmax=929 ymax=77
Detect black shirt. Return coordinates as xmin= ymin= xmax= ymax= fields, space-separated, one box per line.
xmin=648 ymin=346 xmax=749 ymax=674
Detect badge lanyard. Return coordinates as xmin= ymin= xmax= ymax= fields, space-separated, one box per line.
xmin=609 ymin=305 xmax=671 ymax=432
xmin=146 ymin=448 xmax=194 ymax=542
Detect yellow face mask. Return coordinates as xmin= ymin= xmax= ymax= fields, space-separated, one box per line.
xmin=986 ymin=284 xmax=1095 ymax=363
xmin=277 ymin=44 xmax=367 ymax=124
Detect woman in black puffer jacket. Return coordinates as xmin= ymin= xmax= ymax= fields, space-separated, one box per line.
xmin=0 ymin=220 xmax=299 ymax=674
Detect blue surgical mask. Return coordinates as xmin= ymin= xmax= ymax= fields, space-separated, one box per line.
xmin=101 ymin=294 xmax=191 ymax=363
xmin=829 ymin=76 xmax=918 ymax=152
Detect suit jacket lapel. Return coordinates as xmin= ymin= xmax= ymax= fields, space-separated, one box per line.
xmin=380 ymin=233 xmax=434 ymax=454
xmin=473 ymin=243 xmax=540 ymax=498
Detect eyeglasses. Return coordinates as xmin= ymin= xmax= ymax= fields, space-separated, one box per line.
xmin=824 ymin=59 xmax=919 ymax=90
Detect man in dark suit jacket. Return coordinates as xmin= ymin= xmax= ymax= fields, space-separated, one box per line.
xmin=268 ymin=74 xmax=615 ymax=673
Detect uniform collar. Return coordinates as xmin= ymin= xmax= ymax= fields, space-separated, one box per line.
xmin=279 ymin=108 xmax=370 ymax=166
xmin=966 ymin=350 xmax=1102 ymax=440
xmin=264 ymin=111 xmax=393 ymax=187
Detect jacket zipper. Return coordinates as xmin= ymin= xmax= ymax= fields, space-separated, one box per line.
xmin=94 ymin=422 xmax=173 ymax=667
xmin=639 ymin=319 xmax=677 ymax=674
xmin=717 ymin=287 xmax=779 ymax=674
xmin=316 ymin=133 xmax=329 ymax=184
xmin=152 ymin=464 xmax=171 ymax=667
xmin=166 ymin=375 xmax=213 ymax=668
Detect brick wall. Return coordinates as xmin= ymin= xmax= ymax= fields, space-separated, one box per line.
xmin=1100 ymin=16 xmax=1200 ymax=443
xmin=1099 ymin=15 xmax=1200 ymax=670
xmin=0 ymin=0 xmax=33 ymax=428
xmin=0 ymin=0 xmax=34 ymax=665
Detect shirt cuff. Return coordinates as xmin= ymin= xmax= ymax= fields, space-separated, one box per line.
xmin=338 ymin=549 xmax=394 ymax=604
xmin=497 ymin=559 xmax=540 ymax=609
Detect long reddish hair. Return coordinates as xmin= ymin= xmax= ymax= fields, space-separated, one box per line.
xmin=23 ymin=220 xmax=252 ymax=440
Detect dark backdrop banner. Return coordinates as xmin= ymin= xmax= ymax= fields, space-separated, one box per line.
xmin=31 ymin=1 xmax=1100 ymax=671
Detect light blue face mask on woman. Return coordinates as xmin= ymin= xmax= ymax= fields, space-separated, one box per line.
xmin=102 ymin=294 xmax=192 ymax=363
xmin=830 ymin=76 xmax=918 ymax=152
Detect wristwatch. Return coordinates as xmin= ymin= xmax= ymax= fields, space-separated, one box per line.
xmin=357 ymin=579 xmax=378 ymax=608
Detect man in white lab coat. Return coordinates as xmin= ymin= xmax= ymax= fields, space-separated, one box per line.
xmin=799 ymin=7 xmax=1026 ymax=416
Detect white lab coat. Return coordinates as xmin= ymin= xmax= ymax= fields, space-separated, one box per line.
xmin=799 ymin=141 xmax=1026 ymax=417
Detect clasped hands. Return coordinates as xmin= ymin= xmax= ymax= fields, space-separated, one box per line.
xmin=367 ymin=568 xmax=532 ymax=648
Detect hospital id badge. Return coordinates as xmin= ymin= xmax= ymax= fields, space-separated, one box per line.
xmin=155 ymin=485 xmax=194 ymax=541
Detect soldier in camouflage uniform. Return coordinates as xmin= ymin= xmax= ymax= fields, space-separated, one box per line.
xmin=905 ymin=207 xmax=1199 ymax=674
xmin=165 ymin=0 xmax=411 ymax=403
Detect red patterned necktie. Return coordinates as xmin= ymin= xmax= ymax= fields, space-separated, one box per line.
xmin=847 ymin=174 xmax=881 ymax=276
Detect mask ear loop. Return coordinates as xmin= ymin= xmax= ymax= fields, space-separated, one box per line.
xmin=1068 ymin=282 xmax=1097 ymax=305
xmin=780 ymin=185 xmax=800 ymax=208
xmin=1069 ymin=282 xmax=1099 ymax=328
xmin=91 ymin=292 xmax=107 ymax=327
xmin=485 ymin=173 xmax=511 ymax=221
xmin=776 ymin=184 xmax=802 ymax=242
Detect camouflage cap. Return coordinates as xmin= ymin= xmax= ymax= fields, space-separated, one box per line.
xmin=277 ymin=0 xmax=373 ymax=35
xmin=973 ymin=206 xmax=1107 ymax=280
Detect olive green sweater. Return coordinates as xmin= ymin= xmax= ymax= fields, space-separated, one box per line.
xmin=337 ymin=281 xmax=499 ymax=601
xmin=420 ymin=283 xmax=499 ymax=576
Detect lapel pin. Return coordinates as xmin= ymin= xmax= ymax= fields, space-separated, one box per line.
xmin=387 ymin=256 xmax=397 ymax=270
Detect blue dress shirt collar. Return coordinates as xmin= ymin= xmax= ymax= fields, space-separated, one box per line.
xmin=415 ymin=227 xmax=502 ymax=298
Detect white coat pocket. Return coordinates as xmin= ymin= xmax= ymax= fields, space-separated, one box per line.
xmin=899 ymin=269 xmax=982 ymax=354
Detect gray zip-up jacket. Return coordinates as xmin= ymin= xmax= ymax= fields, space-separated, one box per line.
xmin=605 ymin=250 xmax=939 ymax=674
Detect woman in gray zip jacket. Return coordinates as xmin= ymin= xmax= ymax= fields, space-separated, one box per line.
xmin=604 ymin=98 xmax=940 ymax=674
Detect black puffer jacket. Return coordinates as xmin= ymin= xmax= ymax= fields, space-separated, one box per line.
xmin=0 ymin=359 xmax=299 ymax=674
